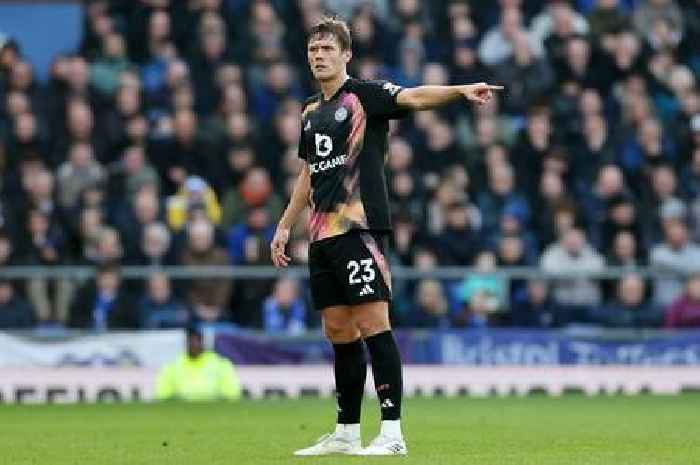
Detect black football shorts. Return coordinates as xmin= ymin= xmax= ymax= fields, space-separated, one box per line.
xmin=308 ymin=231 xmax=392 ymax=310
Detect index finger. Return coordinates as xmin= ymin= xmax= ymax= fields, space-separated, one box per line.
xmin=486 ymin=85 xmax=504 ymax=90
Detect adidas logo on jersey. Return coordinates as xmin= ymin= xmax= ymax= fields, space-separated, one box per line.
xmin=359 ymin=284 xmax=374 ymax=296
xmin=380 ymin=398 xmax=394 ymax=409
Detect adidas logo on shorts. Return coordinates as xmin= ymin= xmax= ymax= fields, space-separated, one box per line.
xmin=359 ymin=284 xmax=374 ymax=296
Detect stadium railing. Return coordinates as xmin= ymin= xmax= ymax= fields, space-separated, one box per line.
xmin=0 ymin=265 xmax=693 ymax=280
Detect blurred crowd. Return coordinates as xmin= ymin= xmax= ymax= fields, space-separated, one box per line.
xmin=1 ymin=0 xmax=700 ymax=331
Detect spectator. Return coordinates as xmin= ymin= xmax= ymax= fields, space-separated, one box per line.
xmin=479 ymin=7 xmax=543 ymax=66
xmin=538 ymin=2 xmax=590 ymax=75
xmin=477 ymin=163 xmax=530 ymax=236
xmin=108 ymin=145 xmax=160 ymax=203
xmin=633 ymin=0 xmax=684 ymax=50
xmin=458 ymin=251 xmax=505 ymax=312
xmin=491 ymin=32 xmax=554 ymax=115
xmin=227 ymin=204 xmax=275 ymax=263
xmin=530 ymin=0 xmax=589 ymax=48
xmin=665 ymin=273 xmax=700 ymax=328
xmin=511 ymin=106 xmax=554 ymax=200
xmin=132 ymin=222 xmax=174 ymax=267
xmin=262 ymin=278 xmax=307 ymax=334
xmin=251 ymin=61 xmax=303 ymax=123
xmin=68 ymin=264 xmax=137 ymax=330
xmin=591 ymin=274 xmax=662 ymax=327
xmin=571 ymin=114 xmax=618 ymax=197
xmin=541 ymin=227 xmax=605 ymax=307
xmin=0 ymin=280 xmax=36 ymax=329
xmin=151 ymin=109 xmax=206 ymax=194
xmin=510 ymin=279 xmax=559 ymax=328
xmin=118 ymin=185 xmax=162 ymax=260
xmin=608 ymin=230 xmax=642 ymax=267
xmin=227 ymin=205 xmax=276 ymax=326
xmin=56 ymin=143 xmax=105 ymax=209
xmin=497 ymin=234 xmax=531 ymax=300
xmin=587 ymin=0 xmax=630 ymax=39
xmin=406 ymin=279 xmax=450 ymax=328
xmin=167 ymin=176 xmax=222 ymax=232
xmin=221 ymin=166 xmax=283 ymax=230
xmin=88 ymin=226 xmax=124 ymax=266
xmin=437 ymin=200 xmax=481 ymax=265
xmin=90 ymin=33 xmax=131 ymax=98
xmin=649 ymin=218 xmax=700 ymax=306
xmin=17 ymin=170 xmax=64 ymax=231
xmin=453 ymin=290 xmax=495 ymax=328
xmin=19 ymin=209 xmax=73 ymax=324
xmin=140 ymin=273 xmax=188 ymax=329
xmin=0 ymin=232 xmax=16 ymax=268
xmin=180 ymin=218 xmax=231 ymax=323
xmin=580 ymin=164 xmax=629 ymax=236
xmin=597 ymin=194 xmax=645 ymax=254
xmin=156 ymin=327 xmax=241 ymax=401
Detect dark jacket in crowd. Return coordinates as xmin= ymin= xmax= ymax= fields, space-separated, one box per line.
xmin=0 ymin=295 xmax=36 ymax=329
xmin=68 ymin=282 xmax=138 ymax=329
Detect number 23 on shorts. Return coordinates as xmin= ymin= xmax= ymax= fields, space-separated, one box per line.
xmin=347 ymin=258 xmax=376 ymax=284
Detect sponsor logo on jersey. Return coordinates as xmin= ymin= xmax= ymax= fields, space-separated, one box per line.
xmin=314 ymin=133 xmax=333 ymax=157
xmin=334 ymin=107 xmax=348 ymax=122
xmin=309 ymin=154 xmax=346 ymax=174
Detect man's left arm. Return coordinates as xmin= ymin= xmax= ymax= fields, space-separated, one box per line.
xmin=396 ymin=82 xmax=504 ymax=111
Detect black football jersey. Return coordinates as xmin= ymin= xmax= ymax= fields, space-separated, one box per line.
xmin=298 ymin=78 xmax=408 ymax=243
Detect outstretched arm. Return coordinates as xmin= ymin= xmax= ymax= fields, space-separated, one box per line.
xmin=396 ymin=82 xmax=504 ymax=110
xmin=271 ymin=164 xmax=310 ymax=268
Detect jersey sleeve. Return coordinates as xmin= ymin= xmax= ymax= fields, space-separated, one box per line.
xmin=355 ymin=80 xmax=410 ymax=120
xmin=297 ymin=122 xmax=307 ymax=160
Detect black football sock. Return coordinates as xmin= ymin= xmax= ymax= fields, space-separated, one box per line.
xmin=364 ymin=330 xmax=403 ymax=421
xmin=332 ymin=338 xmax=367 ymax=424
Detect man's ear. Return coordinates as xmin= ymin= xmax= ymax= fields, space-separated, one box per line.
xmin=342 ymin=49 xmax=352 ymax=63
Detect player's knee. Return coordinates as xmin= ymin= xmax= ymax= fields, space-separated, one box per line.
xmin=356 ymin=317 xmax=390 ymax=339
xmin=323 ymin=319 xmax=359 ymax=342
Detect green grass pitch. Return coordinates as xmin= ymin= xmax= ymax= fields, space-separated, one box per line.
xmin=2 ymin=394 xmax=699 ymax=465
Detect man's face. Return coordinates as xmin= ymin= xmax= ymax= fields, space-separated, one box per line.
xmin=665 ymin=220 xmax=688 ymax=248
xmin=619 ymin=276 xmax=644 ymax=307
xmin=563 ymin=229 xmax=585 ymax=254
xmin=307 ymin=34 xmax=350 ymax=82
xmin=187 ymin=333 xmax=204 ymax=358
xmin=687 ymin=276 xmax=700 ymax=301
xmin=148 ymin=274 xmax=170 ymax=302
xmin=97 ymin=271 xmax=120 ymax=294
xmin=189 ymin=222 xmax=213 ymax=252
xmin=0 ymin=282 xmax=13 ymax=304
xmin=0 ymin=238 xmax=11 ymax=263
xmin=528 ymin=281 xmax=548 ymax=305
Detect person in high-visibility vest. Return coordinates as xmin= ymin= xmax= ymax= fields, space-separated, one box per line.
xmin=156 ymin=327 xmax=241 ymax=401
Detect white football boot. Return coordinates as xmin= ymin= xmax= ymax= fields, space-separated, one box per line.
xmin=293 ymin=432 xmax=361 ymax=456
xmin=358 ymin=434 xmax=408 ymax=456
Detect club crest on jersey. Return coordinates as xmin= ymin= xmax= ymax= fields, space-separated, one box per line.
xmin=383 ymin=82 xmax=401 ymax=96
xmin=334 ymin=106 xmax=348 ymax=122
